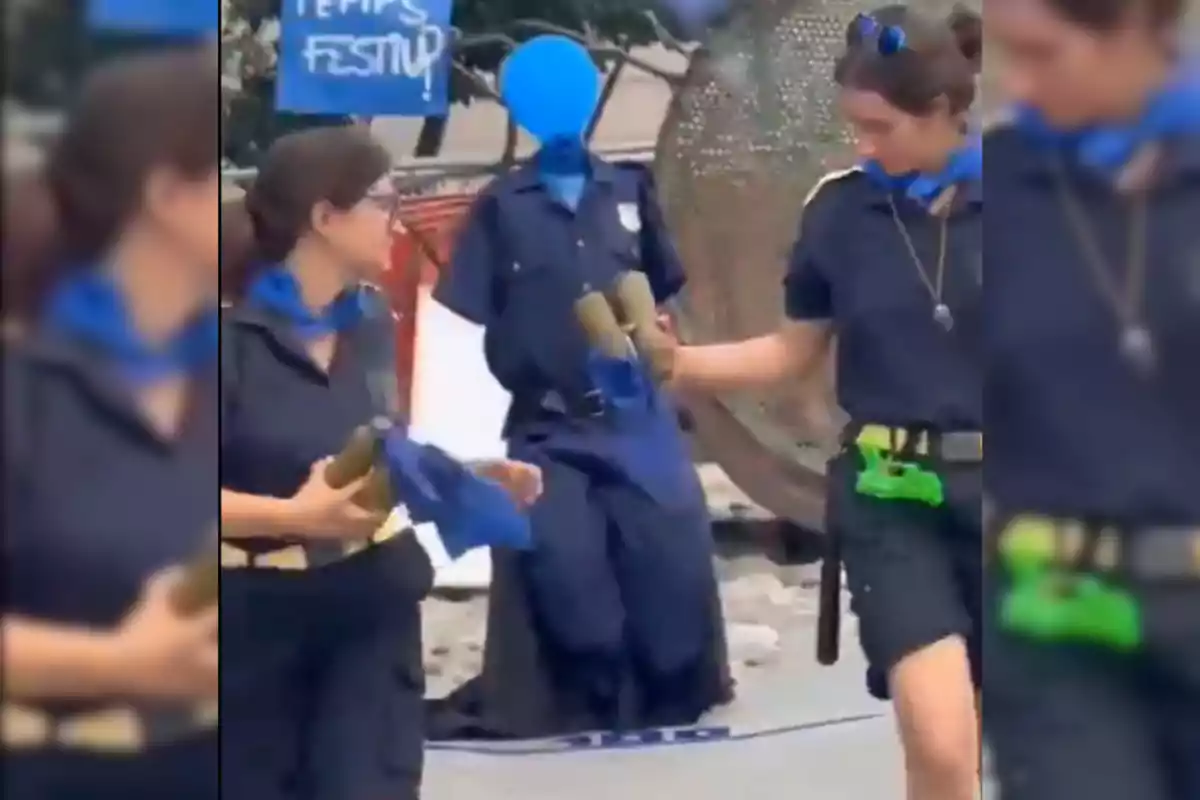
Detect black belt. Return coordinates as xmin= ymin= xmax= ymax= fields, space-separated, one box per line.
xmin=507 ymin=388 xmax=607 ymax=428
xmin=848 ymin=423 xmax=983 ymax=463
xmin=989 ymin=514 xmax=1200 ymax=579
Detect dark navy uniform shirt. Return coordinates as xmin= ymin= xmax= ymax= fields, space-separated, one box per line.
xmin=784 ymin=168 xmax=982 ymax=430
xmin=984 ymin=126 xmax=1200 ymax=523
xmin=3 ymin=335 xmax=217 ymax=629
xmin=219 ymin=304 xmax=381 ymax=551
xmin=433 ymin=157 xmax=686 ymax=421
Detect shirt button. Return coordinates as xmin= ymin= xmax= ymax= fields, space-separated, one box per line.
xmin=576 ymin=239 xmax=585 ymax=248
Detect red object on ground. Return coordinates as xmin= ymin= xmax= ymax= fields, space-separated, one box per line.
xmin=381 ymin=194 xmax=475 ymax=422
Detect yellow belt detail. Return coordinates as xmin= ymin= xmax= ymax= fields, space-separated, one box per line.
xmin=2 ymin=701 xmax=217 ymax=753
xmin=855 ymin=425 xmax=983 ymax=457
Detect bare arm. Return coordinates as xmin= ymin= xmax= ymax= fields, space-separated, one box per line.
xmin=673 ymin=319 xmax=833 ymax=393
xmin=219 ymin=489 xmax=297 ymax=539
xmin=2 ymin=617 xmax=127 ymax=700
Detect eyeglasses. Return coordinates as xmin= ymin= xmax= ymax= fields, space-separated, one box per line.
xmin=363 ymin=186 xmax=401 ymax=224
xmin=851 ymin=13 xmax=907 ymax=57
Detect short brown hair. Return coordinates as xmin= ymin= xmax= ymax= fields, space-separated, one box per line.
xmin=221 ymin=126 xmax=392 ymax=298
xmin=834 ymin=4 xmax=982 ymax=117
xmin=3 ymin=45 xmax=219 ymax=321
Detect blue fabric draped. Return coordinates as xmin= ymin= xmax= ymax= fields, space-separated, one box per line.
xmin=1012 ymin=61 xmax=1200 ymax=180
xmin=42 ymin=270 xmax=217 ymax=385
xmin=539 ymin=353 xmax=697 ymax=508
xmin=863 ymin=137 xmax=982 ymax=208
xmin=383 ymin=431 xmax=533 ymax=559
xmin=245 ymin=266 xmax=366 ymax=339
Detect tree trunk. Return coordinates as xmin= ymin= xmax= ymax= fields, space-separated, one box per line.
xmin=414 ymin=114 xmax=449 ymax=158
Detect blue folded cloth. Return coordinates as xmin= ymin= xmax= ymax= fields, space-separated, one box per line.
xmin=541 ymin=352 xmax=697 ymax=508
xmin=383 ymin=432 xmax=532 ymax=559
xmin=586 ymin=350 xmax=649 ymax=411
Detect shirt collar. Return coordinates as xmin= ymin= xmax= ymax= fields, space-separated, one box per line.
xmin=865 ymin=175 xmax=982 ymax=212
xmin=506 ymin=153 xmax=618 ymax=194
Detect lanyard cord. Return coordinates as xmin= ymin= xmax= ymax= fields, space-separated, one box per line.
xmin=887 ymin=196 xmax=951 ymax=329
xmin=1051 ymin=156 xmax=1154 ymax=373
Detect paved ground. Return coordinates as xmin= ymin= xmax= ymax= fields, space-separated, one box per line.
xmin=420 ymin=472 xmax=995 ymax=800
xmin=423 ymin=605 xmax=997 ymax=800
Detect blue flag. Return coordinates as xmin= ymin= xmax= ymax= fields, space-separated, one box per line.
xmin=382 ymin=433 xmax=532 ymax=559
xmin=88 ymin=0 xmax=217 ymax=34
xmin=539 ymin=353 xmax=697 ymax=509
xmin=277 ymin=0 xmax=453 ymax=117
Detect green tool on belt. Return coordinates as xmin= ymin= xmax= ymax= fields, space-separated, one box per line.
xmin=854 ymin=443 xmax=945 ymax=506
xmin=997 ymin=522 xmax=1142 ymax=652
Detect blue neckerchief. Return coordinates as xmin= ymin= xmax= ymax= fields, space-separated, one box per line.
xmin=383 ymin=432 xmax=532 ymax=559
xmin=533 ymin=351 xmax=694 ymax=508
xmin=863 ymin=138 xmax=982 ymax=209
xmin=1012 ymin=61 xmax=1200 ymax=180
xmin=537 ymin=138 xmax=589 ymax=211
xmin=41 ymin=271 xmax=217 ymax=385
xmin=245 ymin=266 xmax=365 ymax=340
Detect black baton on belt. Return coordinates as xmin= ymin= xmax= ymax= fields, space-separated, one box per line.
xmin=816 ymin=525 xmax=842 ymax=666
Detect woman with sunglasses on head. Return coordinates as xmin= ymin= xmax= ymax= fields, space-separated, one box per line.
xmin=984 ymin=1 xmax=1199 ymax=798
xmin=665 ymin=6 xmax=984 ymax=798
xmin=2 ymin=47 xmax=221 ymax=800
xmin=218 ymin=126 xmax=541 ymax=800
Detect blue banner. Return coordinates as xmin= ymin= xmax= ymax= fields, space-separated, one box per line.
xmin=88 ymin=0 xmax=218 ymax=35
xmin=277 ymin=0 xmax=453 ymax=117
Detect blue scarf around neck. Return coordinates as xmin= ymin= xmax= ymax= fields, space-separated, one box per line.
xmin=42 ymin=270 xmax=217 ymax=385
xmin=1012 ymin=60 xmax=1200 ymax=180
xmin=245 ymin=266 xmax=366 ymax=340
xmin=537 ymin=138 xmax=589 ymax=211
xmin=863 ymin=137 xmax=983 ymax=209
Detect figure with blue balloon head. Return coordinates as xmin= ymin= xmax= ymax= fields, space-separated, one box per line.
xmin=430 ymin=34 xmax=731 ymax=738
xmin=665 ymin=6 xmax=986 ymax=797
xmin=216 ymin=125 xmax=541 ymax=800
xmin=982 ymin=1 xmax=1200 ymax=798
xmin=2 ymin=47 xmax=221 ymax=800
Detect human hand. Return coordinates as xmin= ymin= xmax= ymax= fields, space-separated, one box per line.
xmin=470 ymin=459 xmax=544 ymax=507
xmin=111 ymin=568 xmax=219 ymax=701
xmin=288 ymin=457 xmax=390 ymax=540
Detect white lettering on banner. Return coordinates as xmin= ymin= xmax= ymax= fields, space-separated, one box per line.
xmin=296 ymin=0 xmax=447 ymax=101
xmin=296 ymin=0 xmax=430 ymax=23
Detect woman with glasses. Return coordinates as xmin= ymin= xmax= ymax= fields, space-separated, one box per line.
xmin=984 ymin=1 xmax=1199 ymax=798
xmin=665 ymin=7 xmax=984 ymax=798
xmin=218 ymin=126 xmax=541 ymax=800
xmin=2 ymin=47 xmax=221 ymax=800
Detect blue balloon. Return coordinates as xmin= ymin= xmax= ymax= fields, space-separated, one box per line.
xmin=500 ymin=35 xmax=600 ymax=143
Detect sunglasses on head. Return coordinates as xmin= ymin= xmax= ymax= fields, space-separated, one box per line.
xmin=851 ymin=13 xmax=907 ymax=56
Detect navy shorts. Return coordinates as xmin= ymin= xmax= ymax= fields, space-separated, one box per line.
xmin=984 ymin=576 xmax=1200 ymax=800
xmin=826 ymin=452 xmax=984 ymax=699
xmin=220 ymin=536 xmax=430 ymax=800
xmin=4 ymin=734 xmax=217 ymax=800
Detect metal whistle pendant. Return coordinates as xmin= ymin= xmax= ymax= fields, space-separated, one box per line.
xmin=1120 ymin=325 xmax=1155 ymax=374
xmin=933 ymin=303 xmax=954 ymax=330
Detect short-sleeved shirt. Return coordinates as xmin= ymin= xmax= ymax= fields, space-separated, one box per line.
xmin=219 ymin=302 xmax=385 ymax=553
xmin=433 ymin=157 xmax=686 ymax=412
xmin=3 ymin=335 xmax=218 ymax=629
xmin=984 ymin=126 xmax=1200 ymax=523
xmin=783 ymin=168 xmax=982 ymax=430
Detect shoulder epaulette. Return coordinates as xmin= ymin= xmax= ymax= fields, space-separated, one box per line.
xmin=803 ymin=166 xmax=863 ymax=207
